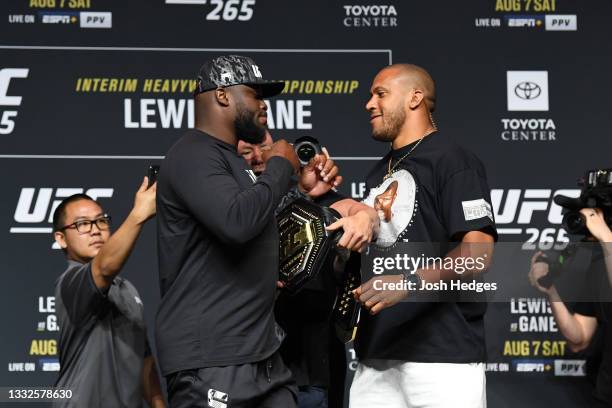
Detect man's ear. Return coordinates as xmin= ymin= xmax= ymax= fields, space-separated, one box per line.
xmin=408 ymin=89 xmax=425 ymax=110
xmin=215 ymin=87 xmax=230 ymax=107
xmin=54 ymin=231 xmax=67 ymax=250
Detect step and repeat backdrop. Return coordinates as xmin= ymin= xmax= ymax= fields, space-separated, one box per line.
xmin=1 ymin=0 xmax=611 ymax=406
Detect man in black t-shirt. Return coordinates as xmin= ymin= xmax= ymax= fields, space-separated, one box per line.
xmin=350 ymin=64 xmax=497 ymax=408
xmin=52 ymin=181 xmax=164 ymax=408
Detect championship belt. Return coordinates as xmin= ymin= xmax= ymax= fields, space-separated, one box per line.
xmin=333 ymin=254 xmax=362 ymax=343
xmin=277 ymin=198 xmax=342 ymax=294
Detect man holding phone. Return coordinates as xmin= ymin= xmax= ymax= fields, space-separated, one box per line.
xmin=52 ymin=177 xmax=164 ymax=408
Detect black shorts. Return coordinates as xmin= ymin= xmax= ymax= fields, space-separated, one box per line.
xmin=166 ymin=351 xmax=297 ymax=408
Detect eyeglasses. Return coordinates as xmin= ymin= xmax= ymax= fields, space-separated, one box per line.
xmin=60 ymin=215 xmax=112 ymax=234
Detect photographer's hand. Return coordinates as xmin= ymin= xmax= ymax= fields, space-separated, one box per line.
xmin=130 ymin=177 xmax=157 ymax=224
xmin=580 ymin=208 xmax=612 ymax=287
xmin=526 ymin=252 xmax=596 ymax=351
xmin=299 ymin=148 xmax=342 ymax=198
xmin=528 ymin=251 xmax=560 ymax=300
xmin=580 ymin=208 xmax=612 ymax=243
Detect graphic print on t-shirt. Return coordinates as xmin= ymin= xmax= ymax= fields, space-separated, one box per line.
xmin=362 ymin=169 xmax=417 ymax=247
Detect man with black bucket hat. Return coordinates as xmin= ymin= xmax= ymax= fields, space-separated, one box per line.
xmin=155 ymin=55 xmax=302 ymax=407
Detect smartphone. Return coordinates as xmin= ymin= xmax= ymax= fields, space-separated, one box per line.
xmin=147 ymin=165 xmax=160 ymax=189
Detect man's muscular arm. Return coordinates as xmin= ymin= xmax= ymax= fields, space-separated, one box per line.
xmin=417 ymin=230 xmax=495 ymax=282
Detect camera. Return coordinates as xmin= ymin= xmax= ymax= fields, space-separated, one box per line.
xmin=535 ymin=244 xmax=577 ymax=288
xmin=293 ymin=136 xmax=322 ymax=166
xmin=554 ymin=169 xmax=612 ymax=236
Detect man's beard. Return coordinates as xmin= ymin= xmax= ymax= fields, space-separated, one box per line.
xmin=372 ymin=107 xmax=406 ymax=142
xmin=235 ymin=103 xmax=266 ymax=144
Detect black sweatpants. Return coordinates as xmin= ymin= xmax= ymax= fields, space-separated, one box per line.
xmin=167 ymin=351 xmax=297 ymax=408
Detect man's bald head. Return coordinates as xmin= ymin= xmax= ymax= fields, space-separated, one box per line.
xmin=380 ymin=64 xmax=436 ymax=112
xmin=366 ymin=63 xmax=437 ymax=145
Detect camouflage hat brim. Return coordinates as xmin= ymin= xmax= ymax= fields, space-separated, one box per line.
xmin=194 ymin=79 xmax=285 ymax=97
xmin=243 ymin=79 xmax=285 ymax=97
xmin=195 ymin=55 xmax=286 ymax=97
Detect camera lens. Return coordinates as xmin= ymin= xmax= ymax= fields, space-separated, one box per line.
xmin=296 ymin=144 xmax=317 ymax=164
xmin=293 ymin=136 xmax=322 ymax=166
xmin=563 ymin=211 xmax=587 ymax=235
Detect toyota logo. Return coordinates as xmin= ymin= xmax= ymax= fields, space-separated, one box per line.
xmin=514 ymin=81 xmax=542 ymax=100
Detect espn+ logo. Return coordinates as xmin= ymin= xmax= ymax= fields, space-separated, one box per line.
xmin=0 ymin=68 xmax=29 ymax=135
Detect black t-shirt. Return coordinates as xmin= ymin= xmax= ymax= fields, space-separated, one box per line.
xmin=55 ymin=261 xmax=148 ymax=408
xmin=571 ymin=250 xmax=612 ymax=406
xmin=355 ymin=131 xmax=497 ymax=363
xmin=155 ymin=130 xmax=293 ymax=375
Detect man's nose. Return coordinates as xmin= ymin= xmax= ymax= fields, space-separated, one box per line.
xmin=253 ymin=146 xmax=264 ymax=163
xmin=365 ymin=97 xmax=376 ymax=112
xmin=90 ymin=223 xmax=102 ymax=235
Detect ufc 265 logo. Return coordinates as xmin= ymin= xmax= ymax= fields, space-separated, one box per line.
xmin=166 ymin=0 xmax=255 ymax=21
xmin=492 ymin=188 xmax=580 ymax=250
xmin=0 ymin=68 xmax=29 ymax=135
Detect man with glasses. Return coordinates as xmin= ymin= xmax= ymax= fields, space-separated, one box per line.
xmin=52 ymin=177 xmax=165 ymax=408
